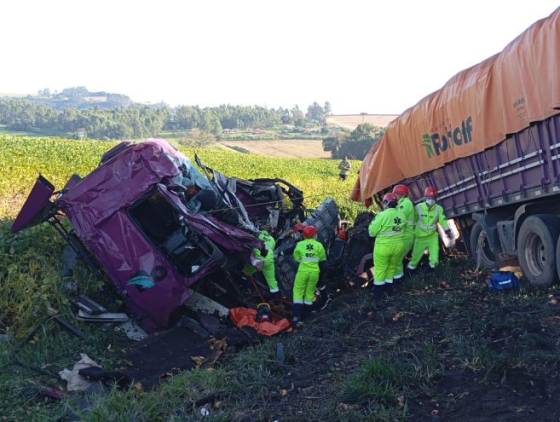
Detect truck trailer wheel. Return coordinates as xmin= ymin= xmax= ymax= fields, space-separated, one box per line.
xmin=517 ymin=214 xmax=560 ymax=287
xmin=469 ymin=222 xmax=497 ymax=269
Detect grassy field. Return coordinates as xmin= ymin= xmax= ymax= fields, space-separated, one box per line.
xmin=1 ymin=135 xmax=559 ymax=421
xmin=219 ymin=139 xmax=330 ymax=158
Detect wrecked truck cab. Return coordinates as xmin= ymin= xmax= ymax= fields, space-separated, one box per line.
xmin=12 ymin=139 xmax=336 ymax=333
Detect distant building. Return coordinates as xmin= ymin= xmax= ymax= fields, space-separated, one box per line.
xmin=326 ymin=114 xmax=399 ymax=130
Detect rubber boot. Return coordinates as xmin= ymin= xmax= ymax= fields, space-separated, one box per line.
xmin=385 ymin=283 xmax=394 ymax=296
xmin=303 ymin=304 xmax=314 ymax=320
xmin=405 ymin=266 xmax=416 ymax=279
xmin=292 ymin=304 xmax=304 ymax=326
xmin=372 ymin=284 xmax=385 ymax=300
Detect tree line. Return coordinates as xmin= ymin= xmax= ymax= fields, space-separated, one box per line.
xmin=322 ymin=123 xmax=385 ymax=159
xmin=0 ymin=97 xmax=332 ymax=139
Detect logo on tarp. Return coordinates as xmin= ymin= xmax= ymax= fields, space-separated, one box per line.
xmin=421 ymin=116 xmax=473 ymax=158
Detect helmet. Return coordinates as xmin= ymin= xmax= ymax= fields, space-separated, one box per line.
xmin=424 ymin=186 xmax=438 ymax=198
xmin=382 ymin=192 xmax=398 ymax=208
xmin=303 ymin=225 xmax=317 ymax=239
xmin=392 ymin=184 xmax=409 ymax=197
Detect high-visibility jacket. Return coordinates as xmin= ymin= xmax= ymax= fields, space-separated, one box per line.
xmin=414 ymin=202 xmax=449 ymax=238
xmin=398 ymin=197 xmax=415 ymax=235
xmin=255 ymin=230 xmax=275 ymax=262
xmin=368 ymin=208 xmax=407 ymax=245
xmin=293 ymin=238 xmax=327 ymax=272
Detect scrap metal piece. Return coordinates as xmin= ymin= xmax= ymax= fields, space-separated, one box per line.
xmin=118 ymin=320 xmax=148 ymax=342
xmin=76 ymin=310 xmax=129 ymax=323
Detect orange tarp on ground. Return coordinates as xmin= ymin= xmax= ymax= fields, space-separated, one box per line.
xmin=352 ymin=7 xmax=560 ymax=203
xmin=229 ymin=307 xmax=291 ymax=336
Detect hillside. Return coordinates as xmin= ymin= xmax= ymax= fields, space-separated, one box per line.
xmin=10 ymin=86 xmax=132 ymax=110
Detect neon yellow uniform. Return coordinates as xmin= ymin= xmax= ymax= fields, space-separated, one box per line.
xmin=368 ymin=208 xmax=407 ymax=285
xmin=292 ymin=238 xmax=327 ymax=305
xmin=408 ymin=202 xmax=449 ymax=269
xmin=395 ymin=196 xmax=415 ymax=278
xmin=254 ymin=230 xmax=278 ymax=293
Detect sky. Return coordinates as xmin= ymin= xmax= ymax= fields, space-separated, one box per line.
xmin=0 ymin=0 xmax=558 ymax=114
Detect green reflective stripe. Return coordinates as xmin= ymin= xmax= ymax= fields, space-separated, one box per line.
xmin=408 ymin=220 xmax=415 ymax=226
xmin=418 ymin=223 xmax=435 ymax=230
xmin=302 ymin=257 xmax=320 ymax=262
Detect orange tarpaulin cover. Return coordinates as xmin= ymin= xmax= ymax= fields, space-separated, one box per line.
xmin=229 ymin=307 xmax=291 ymax=336
xmin=353 ymin=8 xmax=560 ymax=203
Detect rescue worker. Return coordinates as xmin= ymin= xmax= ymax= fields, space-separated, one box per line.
xmin=338 ymin=157 xmax=351 ymax=180
xmin=292 ymin=225 xmax=327 ymax=325
xmin=254 ymin=227 xmax=280 ymax=298
xmin=407 ymin=186 xmax=452 ymax=271
xmin=392 ymin=184 xmax=415 ymax=282
xmin=368 ymin=192 xmax=407 ymax=297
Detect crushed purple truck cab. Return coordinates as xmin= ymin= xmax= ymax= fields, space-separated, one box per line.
xmin=13 ymin=139 xmax=342 ymax=332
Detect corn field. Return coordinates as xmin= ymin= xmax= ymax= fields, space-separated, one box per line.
xmin=0 ymin=135 xmax=365 ymax=220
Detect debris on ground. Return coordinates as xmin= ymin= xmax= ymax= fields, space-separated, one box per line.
xmin=58 ymin=353 xmax=102 ymax=392
xmin=229 ymin=307 xmax=291 ymax=336
xmin=122 ymin=313 xmax=252 ymax=389
xmin=488 ymin=271 xmax=520 ymax=291
xmin=76 ymin=309 xmax=129 ymax=323
xmin=117 ymin=320 xmax=149 ymax=341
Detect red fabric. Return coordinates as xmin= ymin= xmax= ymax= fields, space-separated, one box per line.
xmin=229 ymin=307 xmax=291 ymax=336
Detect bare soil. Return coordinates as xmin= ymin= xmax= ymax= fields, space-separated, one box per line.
xmin=216 ymin=257 xmax=560 ymax=421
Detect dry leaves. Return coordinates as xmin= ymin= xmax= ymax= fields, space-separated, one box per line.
xmin=191 ymin=356 xmax=207 ymax=368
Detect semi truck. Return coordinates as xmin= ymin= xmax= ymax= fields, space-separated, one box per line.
xmin=352 ymin=8 xmax=560 ymax=286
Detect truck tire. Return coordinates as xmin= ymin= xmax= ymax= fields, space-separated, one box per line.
xmin=518 ymin=214 xmax=560 ymax=287
xmin=469 ymin=222 xmax=498 ymax=269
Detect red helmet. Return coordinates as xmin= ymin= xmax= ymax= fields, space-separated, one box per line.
xmin=303 ymin=225 xmax=317 ymax=239
xmin=382 ymin=192 xmax=398 ymax=208
xmin=424 ymin=186 xmax=438 ymax=198
xmin=392 ymin=184 xmax=409 ymax=197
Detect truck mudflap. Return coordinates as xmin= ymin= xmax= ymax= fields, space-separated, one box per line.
xmin=11 ymin=175 xmax=58 ymax=233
